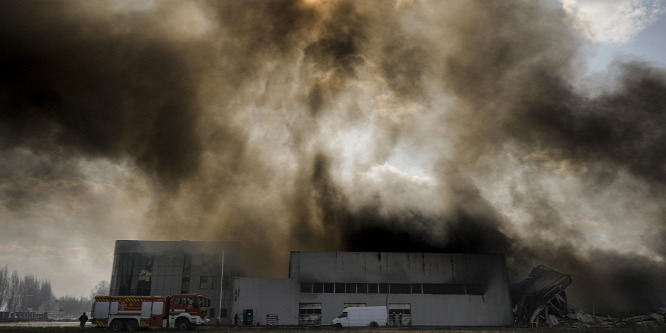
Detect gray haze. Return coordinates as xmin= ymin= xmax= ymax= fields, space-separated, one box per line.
xmin=0 ymin=0 xmax=664 ymax=313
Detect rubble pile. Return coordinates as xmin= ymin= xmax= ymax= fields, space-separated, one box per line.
xmin=511 ymin=266 xmax=665 ymax=328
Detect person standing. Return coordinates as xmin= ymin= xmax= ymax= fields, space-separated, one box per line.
xmin=78 ymin=312 xmax=88 ymax=330
xmin=234 ymin=313 xmax=239 ymax=326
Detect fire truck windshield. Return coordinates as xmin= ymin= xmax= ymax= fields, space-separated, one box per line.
xmin=198 ymin=297 xmax=206 ymax=307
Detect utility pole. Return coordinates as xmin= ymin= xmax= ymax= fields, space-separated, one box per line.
xmin=218 ymin=251 xmax=225 ymax=327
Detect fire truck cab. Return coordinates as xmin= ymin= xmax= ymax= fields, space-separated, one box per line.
xmin=91 ymin=294 xmax=210 ymax=330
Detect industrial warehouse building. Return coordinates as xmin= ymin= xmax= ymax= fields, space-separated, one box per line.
xmin=110 ymin=241 xmax=513 ymax=326
xmin=234 ymin=252 xmax=512 ymax=326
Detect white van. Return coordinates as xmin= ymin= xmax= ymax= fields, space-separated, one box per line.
xmin=331 ymin=306 xmax=387 ymax=328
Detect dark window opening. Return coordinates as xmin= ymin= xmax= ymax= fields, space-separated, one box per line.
xmin=465 ymin=284 xmax=485 ymax=295
xmin=389 ymin=284 xmax=411 ymax=294
xmin=335 ymin=283 xmax=345 ymax=293
xmin=411 ymin=284 xmax=422 ymax=294
xmin=222 ymin=277 xmax=231 ymax=290
xmin=345 ymin=283 xmax=356 ymax=293
xmin=300 ymin=283 xmax=313 ymax=293
xmin=181 ymin=276 xmax=190 ymax=294
xmin=200 ymin=276 xmax=209 ymax=289
xmin=379 ymin=283 xmax=389 ymax=293
xmin=324 ymin=283 xmax=334 ymax=293
xmin=181 ymin=254 xmax=192 ymax=294
xmin=423 ymin=284 xmax=465 ymax=294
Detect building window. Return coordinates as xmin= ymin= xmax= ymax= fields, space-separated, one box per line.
xmin=212 ymin=276 xmax=220 ymax=289
xmin=411 ymin=284 xmax=422 ymax=294
xmin=222 ymin=277 xmax=231 ymax=290
xmin=292 ymin=282 xmax=485 ymax=296
xmin=199 ymin=276 xmax=209 ymax=289
xmin=389 ymin=284 xmax=411 ymax=294
xmin=334 ymin=283 xmax=345 ymax=293
xmin=379 ymin=283 xmax=389 ymax=294
xmin=465 ymin=284 xmax=485 ymax=295
xmin=345 ymin=283 xmax=356 ymax=293
xmin=422 ymin=284 xmax=473 ymax=294
xmin=181 ymin=254 xmax=192 ymax=293
xmin=300 ymin=283 xmax=313 ymax=293
xmin=181 ymin=277 xmax=190 ymax=294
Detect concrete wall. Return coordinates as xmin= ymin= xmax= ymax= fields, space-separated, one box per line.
xmin=290 ymin=252 xmax=501 ymax=285
xmin=231 ymin=278 xmax=299 ymax=325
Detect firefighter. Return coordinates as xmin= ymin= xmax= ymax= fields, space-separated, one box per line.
xmin=78 ymin=312 xmax=88 ymax=330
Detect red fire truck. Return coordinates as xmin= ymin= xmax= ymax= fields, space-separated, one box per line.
xmin=91 ymin=294 xmax=210 ymax=330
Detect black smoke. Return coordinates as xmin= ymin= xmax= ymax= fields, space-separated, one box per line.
xmin=0 ymin=0 xmax=664 ymax=314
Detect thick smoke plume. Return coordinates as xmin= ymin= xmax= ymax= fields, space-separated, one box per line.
xmin=0 ymin=0 xmax=665 ymax=313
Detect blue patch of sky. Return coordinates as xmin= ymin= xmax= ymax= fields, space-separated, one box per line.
xmin=587 ymin=14 xmax=666 ymax=72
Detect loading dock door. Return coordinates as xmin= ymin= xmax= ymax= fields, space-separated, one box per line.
xmin=299 ymin=303 xmax=321 ymax=326
xmin=388 ymin=303 xmax=411 ymax=326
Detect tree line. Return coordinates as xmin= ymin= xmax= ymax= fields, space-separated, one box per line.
xmin=0 ymin=266 xmax=53 ymax=313
xmin=0 ymin=266 xmax=109 ymax=318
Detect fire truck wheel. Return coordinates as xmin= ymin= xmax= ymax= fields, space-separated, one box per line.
xmin=176 ymin=318 xmax=190 ymax=330
xmin=126 ymin=320 xmax=139 ymax=331
xmin=109 ymin=320 xmax=124 ymax=331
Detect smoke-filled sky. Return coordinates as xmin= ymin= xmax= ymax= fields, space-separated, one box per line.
xmin=1 ymin=0 xmax=665 ymax=314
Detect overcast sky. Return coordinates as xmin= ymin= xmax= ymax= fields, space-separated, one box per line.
xmin=0 ymin=0 xmax=664 ymax=312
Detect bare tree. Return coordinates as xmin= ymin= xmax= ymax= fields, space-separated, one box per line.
xmin=90 ymin=280 xmax=110 ymax=299
xmin=0 ymin=268 xmax=53 ymax=313
xmin=0 ymin=266 xmax=8 ymax=311
xmin=5 ymin=271 xmax=23 ymax=312
xmin=38 ymin=280 xmax=53 ymax=310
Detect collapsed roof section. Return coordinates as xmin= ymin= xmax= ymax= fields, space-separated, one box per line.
xmin=512 ymin=265 xmax=572 ymax=327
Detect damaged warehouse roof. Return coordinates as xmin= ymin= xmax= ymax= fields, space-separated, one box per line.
xmin=512 ymin=265 xmax=572 ymax=327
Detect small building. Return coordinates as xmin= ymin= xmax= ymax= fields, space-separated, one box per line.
xmin=231 ymin=252 xmax=513 ymax=326
xmin=109 ymin=240 xmax=242 ymax=324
